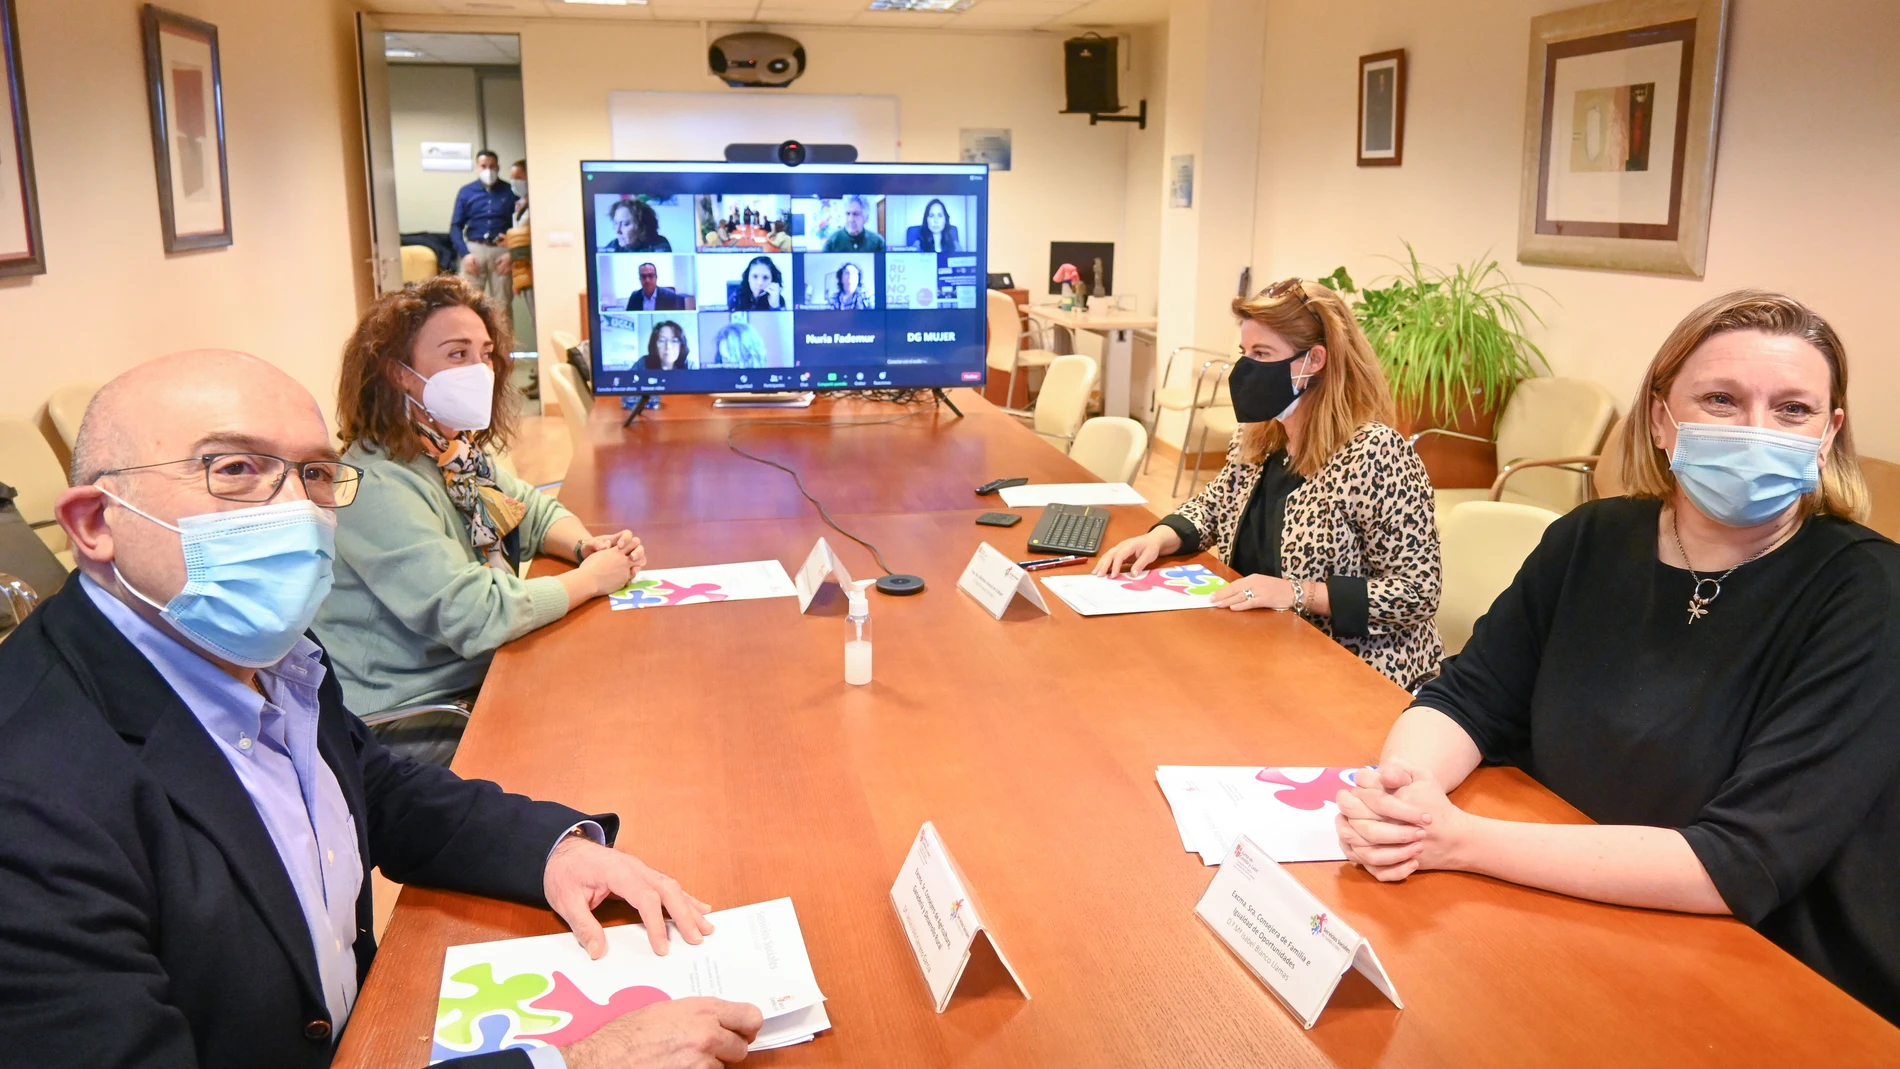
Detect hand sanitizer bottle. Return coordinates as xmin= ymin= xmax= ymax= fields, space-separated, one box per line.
xmin=845 ymin=580 xmax=874 ymax=686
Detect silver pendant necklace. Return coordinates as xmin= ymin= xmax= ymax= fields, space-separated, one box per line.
xmin=1669 ymin=511 xmax=1777 ymax=624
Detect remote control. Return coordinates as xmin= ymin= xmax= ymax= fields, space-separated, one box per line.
xmin=975 ymin=477 xmax=1030 ymax=496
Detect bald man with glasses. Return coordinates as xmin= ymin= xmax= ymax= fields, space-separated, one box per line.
xmin=0 ymin=351 xmax=760 ymax=1069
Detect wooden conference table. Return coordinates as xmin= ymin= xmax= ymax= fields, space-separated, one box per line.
xmin=338 ymin=391 xmax=1900 ymax=1068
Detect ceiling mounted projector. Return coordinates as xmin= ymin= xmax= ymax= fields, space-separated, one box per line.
xmin=708 ymin=32 xmax=806 ymax=88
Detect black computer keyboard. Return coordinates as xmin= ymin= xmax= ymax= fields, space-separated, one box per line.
xmin=1027 ymin=503 xmax=1110 ymax=555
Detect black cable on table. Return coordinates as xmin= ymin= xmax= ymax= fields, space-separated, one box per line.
xmin=725 ymin=408 xmax=940 ymax=577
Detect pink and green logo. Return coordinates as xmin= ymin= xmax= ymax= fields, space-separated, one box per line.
xmin=610 ymin=578 xmax=731 ymax=608
xmin=431 ymin=963 xmax=672 ymax=1062
xmin=1111 ymin=564 xmax=1227 ymax=596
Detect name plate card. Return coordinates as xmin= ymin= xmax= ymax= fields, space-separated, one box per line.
xmin=794 ymin=537 xmax=855 ymax=613
xmin=955 ymin=542 xmax=1049 ymax=620
xmin=889 ymin=822 xmax=1029 ymax=1012
xmin=1194 ymin=835 xmax=1402 ymax=1029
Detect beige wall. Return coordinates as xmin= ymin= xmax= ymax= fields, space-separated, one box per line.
xmin=0 ymin=0 xmax=369 ymax=433
xmin=494 ymin=19 xmax=1157 ymax=362
xmin=389 ymin=65 xmax=481 ymax=234
xmin=387 ymin=65 xmax=527 ymax=234
xmin=1248 ymin=0 xmax=1900 ymax=460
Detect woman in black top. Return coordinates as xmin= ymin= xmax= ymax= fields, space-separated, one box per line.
xmin=1097 ymin=279 xmax=1442 ymax=688
xmin=731 ymin=256 xmax=784 ymax=311
xmin=600 ymin=199 xmax=671 ymax=253
xmin=1336 ymin=291 xmax=1900 ymax=1023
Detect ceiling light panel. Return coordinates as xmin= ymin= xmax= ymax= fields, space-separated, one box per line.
xmin=867 ymin=0 xmax=974 ymax=11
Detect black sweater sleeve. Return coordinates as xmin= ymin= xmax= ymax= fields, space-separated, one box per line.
xmin=1410 ymin=505 xmax=1580 ymax=764
xmin=1676 ymin=544 xmax=1900 ymax=924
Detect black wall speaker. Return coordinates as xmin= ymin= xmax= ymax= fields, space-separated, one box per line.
xmin=1063 ymin=34 xmax=1120 ymax=115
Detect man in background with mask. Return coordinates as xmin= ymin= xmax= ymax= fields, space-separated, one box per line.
xmin=0 ymin=350 xmax=761 ymax=1068
xmin=451 ymin=149 xmax=519 ymax=319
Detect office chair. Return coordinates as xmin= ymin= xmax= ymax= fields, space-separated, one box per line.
xmin=1147 ymin=336 xmax=1236 ymax=496
xmin=1420 ymin=377 xmax=1618 ymax=526
xmin=985 ymin=289 xmax=1058 ymax=415
xmin=46 ymin=382 xmax=102 ymax=451
xmin=1437 ymin=501 xmax=1562 ymax=655
xmin=1181 ymin=404 xmax=1239 ymax=495
xmin=1068 ymin=417 xmax=1148 ymax=483
xmin=0 ymin=419 xmax=76 ymax=572
xmin=1032 ymin=355 xmax=1099 ymax=451
xmin=546 ymin=362 xmax=592 ymax=448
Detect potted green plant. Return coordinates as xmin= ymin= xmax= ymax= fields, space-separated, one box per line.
xmin=1321 ymin=245 xmax=1549 ymax=487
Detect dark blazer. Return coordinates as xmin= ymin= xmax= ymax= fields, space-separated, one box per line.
xmin=624 ymin=286 xmax=685 ymax=311
xmin=0 ymin=584 xmax=619 ymax=1069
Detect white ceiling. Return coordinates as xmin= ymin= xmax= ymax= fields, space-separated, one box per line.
xmin=383 ymin=31 xmax=521 ymax=63
xmin=363 ymin=0 xmax=1169 ymax=31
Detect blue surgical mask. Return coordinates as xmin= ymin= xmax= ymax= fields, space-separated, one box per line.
xmin=1666 ymin=405 xmax=1824 ymax=528
xmin=102 ymin=492 xmax=337 ymax=668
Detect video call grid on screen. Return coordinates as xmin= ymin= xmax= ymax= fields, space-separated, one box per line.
xmin=583 ymin=161 xmax=990 ymax=396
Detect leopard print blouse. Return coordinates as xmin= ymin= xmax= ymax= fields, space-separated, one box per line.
xmin=1172 ymin=422 xmax=1444 ymax=688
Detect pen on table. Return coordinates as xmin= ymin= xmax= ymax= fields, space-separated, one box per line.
xmin=1016 ymin=555 xmax=1086 ymax=571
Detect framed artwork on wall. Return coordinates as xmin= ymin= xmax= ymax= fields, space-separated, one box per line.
xmin=1357 ymin=49 xmax=1406 ymax=167
xmin=142 ymin=5 xmax=231 ymax=252
xmin=1517 ymin=0 xmax=1730 ymax=276
xmin=0 ymin=0 xmax=45 ymax=278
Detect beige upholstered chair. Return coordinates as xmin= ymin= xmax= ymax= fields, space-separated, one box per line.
xmin=1147 ymin=332 xmax=1238 ymax=495
xmin=46 ymin=383 xmax=102 ymax=451
xmin=545 ymin=362 xmax=591 ymax=448
xmin=1068 ymin=417 xmax=1148 ymax=483
xmin=1181 ymin=404 xmax=1239 ymax=495
xmin=985 ymin=289 xmax=1057 ymax=415
xmin=0 ymin=420 xmax=75 ymax=572
xmin=1031 ymin=355 xmax=1098 ymax=451
xmin=1592 ymin=413 xmax=1629 ymax=499
xmin=400 ymin=245 xmax=438 ymax=284
xmin=1426 ymin=377 xmax=1619 ymax=526
xmin=1437 ymin=500 xmax=1562 ymax=655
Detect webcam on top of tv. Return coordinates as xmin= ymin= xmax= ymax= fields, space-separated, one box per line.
xmin=723 ymin=142 xmax=860 ymax=167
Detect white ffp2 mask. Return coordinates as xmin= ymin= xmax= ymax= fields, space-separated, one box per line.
xmin=407 ymin=362 xmax=495 ymax=432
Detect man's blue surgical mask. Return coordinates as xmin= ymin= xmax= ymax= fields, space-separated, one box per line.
xmin=1666 ymin=403 xmax=1824 ymax=528
xmin=101 ymin=492 xmax=337 ymax=667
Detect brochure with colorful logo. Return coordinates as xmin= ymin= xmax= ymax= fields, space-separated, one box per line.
xmin=608 ymin=560 xmax=799 ymax=610
xmin=1040 ymin=565 xmax=1230 ymax=616
xmin=429 ymin=897 xmax=829 ymax=1062
xmin=1156 ymin=765 xmax=1361 ymax=864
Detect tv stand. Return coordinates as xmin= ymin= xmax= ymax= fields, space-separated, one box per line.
xmin=932 ymin=387 xmax=964 ymax=418
xmin=621 ymin=394 xmax=654 ymax=427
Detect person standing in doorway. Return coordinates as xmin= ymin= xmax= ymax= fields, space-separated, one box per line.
xmin=450 ymin=150 xmax=518 ymax=320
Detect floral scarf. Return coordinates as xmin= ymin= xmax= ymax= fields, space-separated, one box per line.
xmin=414 ymin=420 xmax=527 ymax=570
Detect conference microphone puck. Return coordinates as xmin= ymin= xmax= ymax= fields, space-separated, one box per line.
xmin=876 ymin=574 xmax=926 ymax=596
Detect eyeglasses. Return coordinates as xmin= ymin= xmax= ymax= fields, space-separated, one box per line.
xmin=95 ymin=453 xmax=363 ymax=508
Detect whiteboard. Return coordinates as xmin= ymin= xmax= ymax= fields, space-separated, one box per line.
xmin=608 ymin=92 xmax=899 ymax=163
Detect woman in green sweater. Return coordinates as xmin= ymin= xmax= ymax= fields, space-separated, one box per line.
xmin=314 ymin=276 xmax=643 ymax=762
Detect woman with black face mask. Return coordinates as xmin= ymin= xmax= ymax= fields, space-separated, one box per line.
xmin=1097 ymin=277 xmax=1442 ymax=688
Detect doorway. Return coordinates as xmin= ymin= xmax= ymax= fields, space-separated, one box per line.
xmin=356 ymin=24 xmax=539 ymax=403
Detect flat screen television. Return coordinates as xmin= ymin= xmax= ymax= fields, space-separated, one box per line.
xmin=581 ymin=160 xmax=990 ymax=397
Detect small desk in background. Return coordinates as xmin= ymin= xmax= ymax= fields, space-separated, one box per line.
xmin=1024 ymin=304 xmax=1159 ymax=419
